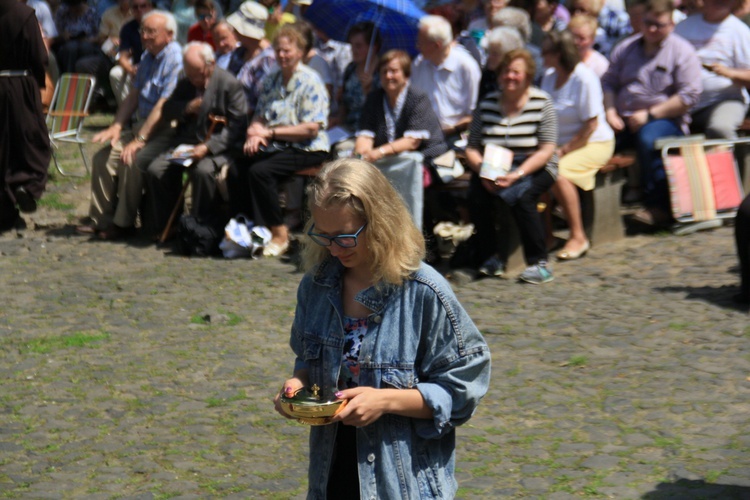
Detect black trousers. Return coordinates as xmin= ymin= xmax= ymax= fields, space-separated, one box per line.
xmin=145 ymin=150 xmax=227 ymax=232
xmin=736 ymin=193 xmax=750 ymax=300
xmin=326 ymin=422 xmax=359 ymax=499
xmin=228 ymin=148 xmax=329 ymax=226
xmin=468 ymin=169 xmax=554 ymax=267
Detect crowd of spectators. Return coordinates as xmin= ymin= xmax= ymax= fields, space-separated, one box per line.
xmin=19 ymin=0 xmax=750 ymax=291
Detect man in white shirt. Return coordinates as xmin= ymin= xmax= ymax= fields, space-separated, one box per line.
xmin=411 ymin=14 xmax=481 ymax=145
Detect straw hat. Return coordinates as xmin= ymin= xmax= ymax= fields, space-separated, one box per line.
xmin=227 ymin=1 xmax=268 ymax=40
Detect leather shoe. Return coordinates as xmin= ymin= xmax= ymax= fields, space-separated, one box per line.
xmin=556 ymin=240 xmax=590 ymax=261
xmin=98 ymin=224 xmax=133 ymax=240
xmin=14 ymin=187 xmax=37 ymax=213
xmin=632 ymin=207 xmax=672 ymax=227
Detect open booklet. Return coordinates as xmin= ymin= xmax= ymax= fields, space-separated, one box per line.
xmin=480 ymin=143 xmax=514 ymax=180
xmin=166 ymin=144 xmax=195 ymax=167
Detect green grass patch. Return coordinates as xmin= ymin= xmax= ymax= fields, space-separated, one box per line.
xmin=704 ymin=469 xmax=727 ymax=483
xmin=22 ymin=331 xmax=110 ymax=354
xmin=567 ymin=355 xmax=588 ymax=367
xmin=653 ymin=435 xmax=683 ymax=448
xmin=225 ymin=312 xmax=243 ymax=326
xmin=190 ymin=314 xmax=210 ymax=325
xmin=37 ymin=192 xmax=75 ymax=211
xmin=206 ymin=390 xmax=246 ymax=408
xmin=668 ymin=322 xmax=690 ymax=331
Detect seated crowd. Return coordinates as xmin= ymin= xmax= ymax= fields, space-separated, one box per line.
xmin=26 ymin=0 xmax=750 ymax=289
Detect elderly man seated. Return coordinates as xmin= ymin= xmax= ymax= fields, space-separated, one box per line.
xmin=411 ymin=14 xmax=481 ymax=146
xmin=76 ymin=10 xmax=182 ymax=240
xmin=144 ymin=42 xmax=247 ymax=236
xmin=601 ymin=0 xmax=702 ymax=227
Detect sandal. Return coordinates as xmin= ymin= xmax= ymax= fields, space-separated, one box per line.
xmin=556 ymin=240 xmax=590 ymax=261
xmin=75 ymin=224 xmax=97 ymax=235
xmin=263 ymin=240 xmax=290 ymax=257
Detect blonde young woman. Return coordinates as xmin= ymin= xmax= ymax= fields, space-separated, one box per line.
xmin=273 ymin=158 xmax=490 ymax=499
xmin=540 ymin=30 xmax=614 ymax=260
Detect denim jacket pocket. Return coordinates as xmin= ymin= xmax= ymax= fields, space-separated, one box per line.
xmin=301 ymin=331 xmax=344 ymax=396
xmin=381 ymin=367 xmax=417 ymax=389
xmin=415 ymin=445 xmax=445 ymax=499
xmin=302 ymin=336 xmax=322 ymax=361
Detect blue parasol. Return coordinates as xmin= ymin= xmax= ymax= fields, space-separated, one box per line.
xmin=303 ymin=0 xmax=426 ymax=58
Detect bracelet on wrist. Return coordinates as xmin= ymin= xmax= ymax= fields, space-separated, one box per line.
xmin=378 ymin=146 xmax=386 ymax=157
xmin=136 ymin=134 xmax=146 ymax=143
xmin=270 ymin=128 xmax=275 ymax=140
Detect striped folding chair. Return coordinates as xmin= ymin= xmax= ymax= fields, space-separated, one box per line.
xmin=46 ymin=73 xmax=97 ymax=177
xmin=659 ymin=135 xmax=747 ymax=234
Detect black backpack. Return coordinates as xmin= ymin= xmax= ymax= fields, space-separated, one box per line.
xmin=175 ymin=214 xmax=225 ymax=257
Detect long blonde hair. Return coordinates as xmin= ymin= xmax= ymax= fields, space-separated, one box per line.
xmin=301 ymin=158 xmax=425 ymax=285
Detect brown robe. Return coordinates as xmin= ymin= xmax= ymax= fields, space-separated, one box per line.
xmin=0 ymin=0 xmax=51 ymax=228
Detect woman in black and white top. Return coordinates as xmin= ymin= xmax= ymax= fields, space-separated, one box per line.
xmin=354 ymin=49 xmax=447 ymax=231
xmin=465 ymin=48 xmax=559 ymax=284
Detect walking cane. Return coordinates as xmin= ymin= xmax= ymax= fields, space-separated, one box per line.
xmin=159 ymin=113 xmax=227 ymax=243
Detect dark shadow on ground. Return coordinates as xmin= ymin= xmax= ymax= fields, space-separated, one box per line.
xmin=642 ymin=479 xmax=750 ymax=499
xmin=46 ymin=225 xmax=162 ymax=250
xmin=655 ymin=284 xmax=749 ymax=312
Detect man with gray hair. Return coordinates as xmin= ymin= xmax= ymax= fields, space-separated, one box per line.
xmin=492 ymin=7 xmax=544 ymax=80
xmin=144 ymin=42 xmax=248 ymax=236
xmin=411 ymin=14 xmax=481 ymax=145
xmin=77 ymin=9 xmax=182 ymax=240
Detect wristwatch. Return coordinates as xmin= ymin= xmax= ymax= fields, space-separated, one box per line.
xmin=516 ymin=168 xmax=525 ymax=179
xmin=136 ymin=134 xmax=146 ymax=143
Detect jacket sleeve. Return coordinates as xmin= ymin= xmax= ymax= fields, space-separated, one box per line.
xmin=412 ymin=281 xmax=491 ymax=439
xmin=205 ymin=73 xmax=248 ymax=154
xmin=161 ymin=78 xmax=193 ymax=123
xmin=290 ymin=273 xmax=312 ymax=374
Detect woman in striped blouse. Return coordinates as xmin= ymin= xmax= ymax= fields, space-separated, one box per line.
xmin=465 ymin=49 xmax=559 ymax=284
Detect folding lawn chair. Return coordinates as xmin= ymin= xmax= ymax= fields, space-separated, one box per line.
xmin=46 ymin=73 xmax=97 ymax=177
xmin=658 ymin=135 xmax=747 ymax=235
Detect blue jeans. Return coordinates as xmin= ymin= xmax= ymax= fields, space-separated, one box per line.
xmin=616 ymin=119 xmax=683 ymax=213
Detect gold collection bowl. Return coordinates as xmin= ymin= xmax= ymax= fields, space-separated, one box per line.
xmin=280 ymin=384 xmax=347 ymax=426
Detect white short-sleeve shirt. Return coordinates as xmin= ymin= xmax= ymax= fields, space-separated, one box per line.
xmin=411 ymin=44 xmax=481 ymax=129
xmin=541 ymin=63 xmax=614 ymax=146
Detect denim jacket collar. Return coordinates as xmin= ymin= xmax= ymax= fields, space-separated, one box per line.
xmin=312 ymin=256 xmax=402 ymax=314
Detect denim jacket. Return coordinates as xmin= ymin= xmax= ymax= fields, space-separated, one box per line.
xmin=290 ymin=257 xmax=491 ymax=499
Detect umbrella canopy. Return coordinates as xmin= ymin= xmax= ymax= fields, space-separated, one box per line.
xmin=304 ymin=0 xmax=426 ymax=57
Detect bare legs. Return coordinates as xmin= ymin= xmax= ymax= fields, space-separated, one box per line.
xmin=551 ymin=175 xmax=589 ymax=255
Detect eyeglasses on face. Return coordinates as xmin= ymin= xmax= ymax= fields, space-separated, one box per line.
xmin=138 ymin=27 xmax=161 ymax=36
xmin=644 ymin=19 xmax=670 ymax=29
xmin=307 ymin=222 xmax=368 ymax=248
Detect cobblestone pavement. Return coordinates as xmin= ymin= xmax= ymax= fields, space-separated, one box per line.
xmin=1 ymin=140 xmax=750 ymax=499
